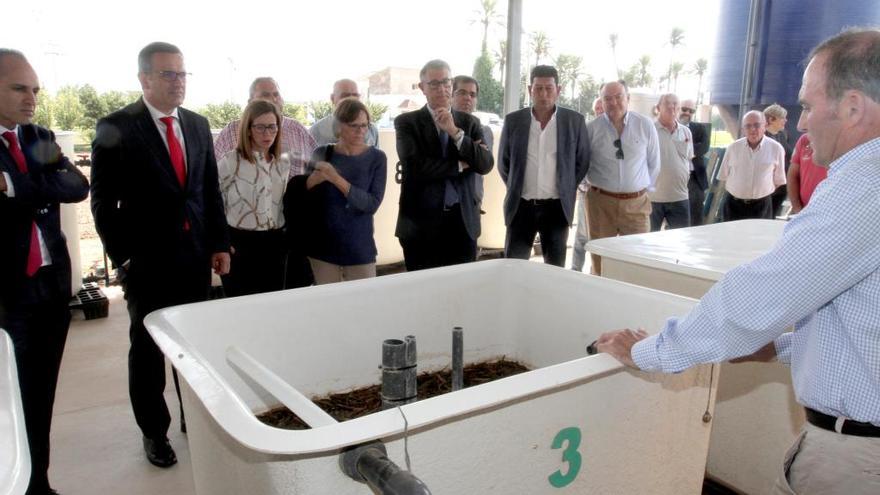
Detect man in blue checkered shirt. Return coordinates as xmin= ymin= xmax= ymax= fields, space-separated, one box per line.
xmin=598 ymin=28 xmax=880 ymax=495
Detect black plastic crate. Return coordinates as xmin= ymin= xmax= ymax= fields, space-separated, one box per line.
xmin=69 ymin=282 xmax=109 ymax=320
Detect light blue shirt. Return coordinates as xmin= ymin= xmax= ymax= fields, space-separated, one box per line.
xmin=632 ymin=137 xmax=880 ymax=425
xmin=586 ymin=111 xmax=660 ymax=193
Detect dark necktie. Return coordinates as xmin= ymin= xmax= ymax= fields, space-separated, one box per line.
xmin=3 ymin=130 xmax=42 ymax=276
xmin=158 ymin=117 xmax=190 ymax=230
xmin=439 ymin=129 xmax=459 ymax=207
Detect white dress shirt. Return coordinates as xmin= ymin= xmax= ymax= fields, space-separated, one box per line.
xmin=586 ymin=111 xmax=661 ymax=193
xmin=1 ymin=124 xmax=52 ymax=267
xmin=522 ymin=108 xmax=559 ymax=200
xmin=720 ymin=136 xmax=786 ymax=199
xmin=143 ymin=98 xmax=187 ymax=169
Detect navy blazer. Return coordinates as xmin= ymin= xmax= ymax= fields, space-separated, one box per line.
xmin=90 ymin=99 xmax=229 ymax=288
xmin=499 ymin=106 xmax=590 ymax=226
xmin=394 ymin=106 xmax=494 ymax=241
xmin=0 ymin=125 xmax=89 ymax=305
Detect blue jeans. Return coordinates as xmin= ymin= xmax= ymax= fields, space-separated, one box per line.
xmin=650 ymin=200 xmax=691 ymax=231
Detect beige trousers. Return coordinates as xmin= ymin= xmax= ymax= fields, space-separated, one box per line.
xmin=586 ymin=188 xmax=651 ymax=275
xmin=308 ymin=257 xmax=376 ymax=285
xmin=772 ymin=422 xmax=880 ymax=495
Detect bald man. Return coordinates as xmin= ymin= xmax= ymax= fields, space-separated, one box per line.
xmin=310 ymin=79 xmax=379 ymax=146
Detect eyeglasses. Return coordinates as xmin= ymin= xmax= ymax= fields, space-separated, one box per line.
xmin=424 ymin=78 xmax=452 ymax=89
xmin=743 ymin=123 xmax=763 ymax=130
xmin=454 ymin=89 xmax=477 ymax=98
xmin=613 ymin=138 xmax=624 ymax=159
xmin=680 ymin=107 xmax=695 ymax=114
xmin=251 ymin=124 xmax=279 ymax=134
xmin=155 ymin=71 xmax=191 ymax=82
xmin=343 ymin=122 xmax=369 ymax=131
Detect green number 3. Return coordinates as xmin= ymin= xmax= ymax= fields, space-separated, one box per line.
xmin=548 ymin=426 xmax=582 ymax=488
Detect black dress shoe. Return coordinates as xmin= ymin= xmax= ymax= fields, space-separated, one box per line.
xmin=143 ymin=436 xmax=177 ymax=468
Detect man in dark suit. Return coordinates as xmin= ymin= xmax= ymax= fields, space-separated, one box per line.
xmin=680 ymin=99 xmax=710 ymax=226
xmin=0 ymin=49 xmax=89 ymax=495
xmin=394 ymin=60 xmax=494 ymax=271
xmin=452 ymin=75 xmax=493 ymax=213
xmin=499 ymin=65 xmax=590 ymax=267
xmin=90 ymin=42 xmax=230 ymax=468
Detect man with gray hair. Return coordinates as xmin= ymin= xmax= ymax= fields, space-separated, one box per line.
xmin=394 ymin=59 xmax=494 ymax=271
xmin=597 ymin=28 xmax=880 ymax=494
xmin=213 ymin=76 xmax=316 ymax=176
xmin=650 ymin=93 xmax=694 ymax=230
xmin=719 ymin=110 xmax=786 ymax=221
xmin=309 ymin=78 xmax=378 ymax=146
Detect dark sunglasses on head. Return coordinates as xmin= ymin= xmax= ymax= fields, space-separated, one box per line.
xmin=613 ymin=138 xmax=624 ymax=159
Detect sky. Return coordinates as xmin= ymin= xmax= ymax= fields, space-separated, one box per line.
xmin=4 ymin=0 xmax=719 ymax=107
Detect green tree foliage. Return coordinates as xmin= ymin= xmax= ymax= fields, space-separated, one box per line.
xmin=554 ymin=54 xmax=582 ymax=102
xmin=472 ymin=49 xmax=503 ymax=115
xmin=366 ymin=102 xmax=389 ymax=123
xmin=101 ymin=90 xmax=140 ymax=115
xmin=54 ymin=86 xmax=84 ymax=131
xmin=34 ymin=92 xmax=54 ymax=129
xmin=692 ymin=58 xmax=708 ymax=104
xmin=530 ymin=31 xmax=550 ymax=69
xmin=283 ymin=103 xmax=308 ymax=124
xmin=197 ymin=102 xmax=243 ymax=129
xmin=471 ymin=0 xmax=503 ymax=54
xmin=575 ymin=76 xmax=601 ymax=116
xmin=309 ymin=100 xmax=334 ymax=121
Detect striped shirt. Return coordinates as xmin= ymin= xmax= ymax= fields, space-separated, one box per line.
xmin=632 ymin=137 xmax=880 ymax=425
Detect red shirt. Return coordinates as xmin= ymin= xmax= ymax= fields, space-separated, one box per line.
xmin=791 ymin=134 xmax=827 ymax=206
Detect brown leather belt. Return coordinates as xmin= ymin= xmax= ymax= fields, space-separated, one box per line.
xmin=805 ymin=408 xmax=880 ymax=438
xmin=590 ymin=186 xmax=646 ymax=200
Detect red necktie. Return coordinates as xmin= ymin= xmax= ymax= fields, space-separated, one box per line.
xmin=3 ymin=130 xmax=42 ymax=276
xmin=158 ymin=117 xmax=190 ymax=230
xmin=158 ymin=117 xmax=186 ymax=187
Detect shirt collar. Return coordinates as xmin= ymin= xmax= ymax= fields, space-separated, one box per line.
xmin=143 ymin=97 xmax=180 ymax=121
xmin=426 ymin=105 xmax=451 ymax=120
xmin=530 ymin=105 xmax=558 ymax=124
xmin=0 ymin=124 xmax=18 ymax=146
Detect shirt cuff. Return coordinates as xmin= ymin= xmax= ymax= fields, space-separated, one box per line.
xmin=631 ymin=335 xmax=662 ymax=372
xmin=2 ymin=172 xmax=14 ymax=197
xmin=773 ymin=332 xmax=793 ymax=364
xmin=453 ymin=130 xmax=464 ymax=149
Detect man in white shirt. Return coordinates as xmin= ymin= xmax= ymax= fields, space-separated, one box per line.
xmin=309 ymin=78 xmax=379 ymax=147
xmin=498 ymin=65 xmax=590 ymax=267
xmin=719 ymin=110 xmax=786 ymax=221
xmin=586 ymin=80 xmax=660 ymax=274
xmin=650 ymin=93 xmax=694 ymax=230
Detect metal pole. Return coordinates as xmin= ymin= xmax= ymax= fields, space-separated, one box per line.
xmin=503 ymin=0 xmax=523 ymax=116
xmin=737 ymin=0 xmax=763 ymax=139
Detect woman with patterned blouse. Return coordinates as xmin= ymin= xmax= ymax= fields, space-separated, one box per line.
xmin=217 ymin=100 xmax=290 ymax=296
xmin=304 ymin=98 xmax=387 ymax=284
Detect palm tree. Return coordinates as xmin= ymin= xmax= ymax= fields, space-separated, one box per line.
xmin=531 ymin=31 xmax=551 ymax=68
xmin=636 ymin=55 xmax=652 ymax=88
xmin=495 ymin=40 xmax=507 ymax=86
xmin=554 ymin=54 xmax=582 ymax=101
xmin=471 ymin=0 xmax=503 ymax=54
xmin=670 ymin=61 xmax=685 ymax=93
xmin=692 ymin=58 xmax=708 ymax=104
xmin=609 ymin=33 xmax=620 ymax=78
xmin=666 ymin=27 xmax=685 ymax=90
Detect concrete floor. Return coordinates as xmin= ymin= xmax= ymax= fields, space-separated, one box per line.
xmin=52 ymin=285 xmax=195 ymax=495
